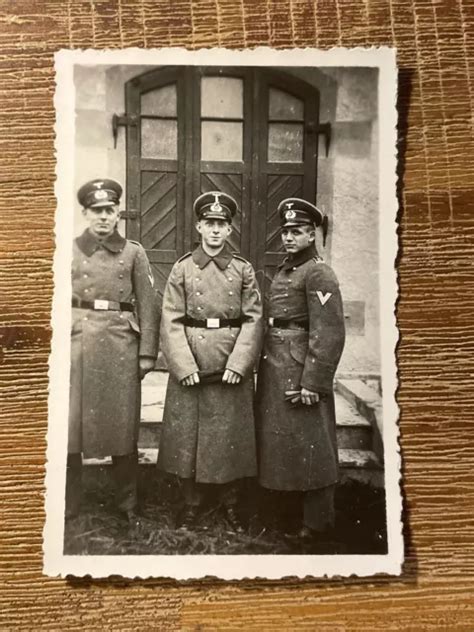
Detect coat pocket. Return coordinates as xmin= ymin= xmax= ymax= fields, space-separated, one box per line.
xmin=289 ymin=339 xmax=308 ymax=366
xmin=127 ymin=316 xmax=141 ymax=335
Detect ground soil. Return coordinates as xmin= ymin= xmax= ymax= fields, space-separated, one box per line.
xmin=64 ymin=468 xmax=387 ymax=556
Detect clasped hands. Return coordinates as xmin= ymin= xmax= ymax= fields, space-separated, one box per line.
xmin=285 ymin=387 xmax=320 ymax=406
xmin=181 ymin=369 xmax=241 ymax=386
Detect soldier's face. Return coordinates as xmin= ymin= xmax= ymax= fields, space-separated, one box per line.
xmin=281 ymin=225 xmax=315 ymax=253
xmin=196 ymin=219 xmax=232 ymax=250
xmin=83 ymin=205 xmax=120 ymax=238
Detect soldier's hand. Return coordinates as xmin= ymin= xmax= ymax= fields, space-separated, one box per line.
xmin=222 ymin=369 xmax=242 ymax=385
xmin=300 ymin=387 xmax=319 ymax=406
xmin=139 ymin=357 xmax=156 ymax=380
xmin=181 ymin=372 xmax=200 ymax=386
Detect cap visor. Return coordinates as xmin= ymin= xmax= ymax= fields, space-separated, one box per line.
xmin=199 ymin=213 xmax=231 ymax=221
xmin=89 ymin=201 xmax=117 ymax=208
xmin=281 ymin=220 xmax=313 ymax=228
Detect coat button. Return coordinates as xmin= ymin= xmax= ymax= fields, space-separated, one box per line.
xmin=119 ymin=260 xmax=124 ymax=264
xmin=84 ymin=289 xmax=89 ymax=293
xmin=196 ymin=291 xmax=201 ymax=296
xmin=284 ymin=293 xmax=289 ymax=297
xmin=198 ymin=335 xmax=204 ymax=340
xmin=283 ymin=308 xmax=288 ymax=312
xmin=119 ymin=274 xmax=124 ymax=279
xmin=83 ymin=274 xmax=88 ymax=278
xmin=228 ymin=291 xmax=233 ymax=296
xmin=228 ymin=277 xmax=233 ymax=281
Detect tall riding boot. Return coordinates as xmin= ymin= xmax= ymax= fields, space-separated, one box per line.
xmin=177 ymin=478 xmax=203 ymax=529
xmin=112 ymin=452 xmax=138 ymax=521
xmin=219 ymin=481 xmax=243 ymax=533
xmin=301 ymin=484 xmax=336 ymax=537
xmin=65 ymin=453 xmax=82 ymax=519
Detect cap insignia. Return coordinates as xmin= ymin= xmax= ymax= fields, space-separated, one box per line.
xmin=285 ymin=209 xmax=296 ymax=220
xmin=94 ymin=189 xmax=108 ymax=200
xmin=93 ymin=181 xmax=104 ymax=189
xmin=210 ymin=193 xmax=223 ymax=213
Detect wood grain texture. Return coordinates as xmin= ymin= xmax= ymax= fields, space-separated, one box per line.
xmin=0 ymin=0 xmax=473 ymax=629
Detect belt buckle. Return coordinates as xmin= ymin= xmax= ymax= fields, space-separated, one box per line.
xmin=268 ymin=317 xmax=274 ymax=326
xmin=94 ymin=299 xmax=109 ymax=310
xmin=207 ymin=318 xmax=220 ymax=329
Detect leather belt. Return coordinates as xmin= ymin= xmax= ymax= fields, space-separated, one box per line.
xmin=268 ymin=317 xmax=309 ymax=331
xmin=72 ymin=298 xmax=134 ymax=312
xmin=182 ymin=317 xmax=242 ymax=329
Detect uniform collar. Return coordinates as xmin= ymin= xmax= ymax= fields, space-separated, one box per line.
xmin=76 ymin=228 xmax=126 ymax=256
xmin=192 ymin=243 xmax=233 ymax=270
xmin=279 ymin=243 xmax=319 ymax=271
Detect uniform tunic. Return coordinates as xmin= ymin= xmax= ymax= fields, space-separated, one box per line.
xmin=157 ymin=243 xmax=263 ymax=484
xmin=256 ymin=244 xmax=345 ymax=491
xmin=69 ymin=229 xmax=159 ymax=458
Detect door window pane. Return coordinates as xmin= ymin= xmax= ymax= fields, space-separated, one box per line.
xmin=141 ymin=84 xmax=177 ymax=116
xmin=269 ymin=88 xmax=304 ymax=121
xmin=268 ymin=123 xmax=303 ymax=162
xmin=141 ymin=119 xmax=177 ymax=159
xmin=201 ymin=77 xmax=243 ymax=119
xmin=201 ymin=121 xmax=243 ymax=161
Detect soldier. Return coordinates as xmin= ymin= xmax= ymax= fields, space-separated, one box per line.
xmin=67 ymin=178 xmax=159 ymax=524
xmin=157 ymin=191 xmax=263 ymax=531
xmin=256 ymin=198 xmax=345 ymax=539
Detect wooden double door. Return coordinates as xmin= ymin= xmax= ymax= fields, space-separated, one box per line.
xmin=124 ymin=66 xmax=320 ymax=303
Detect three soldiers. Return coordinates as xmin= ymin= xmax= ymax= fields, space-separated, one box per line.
xmin=67 ymin=181 xmax=344 ymax=539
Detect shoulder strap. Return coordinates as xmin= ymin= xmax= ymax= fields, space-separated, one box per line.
xmin=232 ymin=252 xmax=250 ymax=264
xmin=176 ymin=251 xmax=192 ymax=263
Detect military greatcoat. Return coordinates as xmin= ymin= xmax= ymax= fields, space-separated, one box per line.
xmin=256 ymin=244 xmax=345 ymax=491
xmin=69 ymin=229 xmax=159 ymax=458
xmin=157 ymin=243 xmax=263 ymax=484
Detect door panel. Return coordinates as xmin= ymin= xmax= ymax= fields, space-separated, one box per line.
xmin=125 ymin=68 xmax=187 ymax=303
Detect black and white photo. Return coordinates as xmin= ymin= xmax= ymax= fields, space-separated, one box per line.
xmin=45 ymin=47 xmax=401 ymax=579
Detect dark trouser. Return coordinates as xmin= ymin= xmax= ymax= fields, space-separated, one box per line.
xmin=303 ymin=485 xmax=336 ymax=532
xmin=182 ymin=478 xmax=239 ymax=508
xmin=66 ymin=452 xmax=138 ymax=516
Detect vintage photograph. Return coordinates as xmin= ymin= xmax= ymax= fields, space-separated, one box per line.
xmin=44 ymin=47 xmax=401 ymax=579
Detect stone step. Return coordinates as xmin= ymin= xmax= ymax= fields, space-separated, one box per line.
xmin=334 ymin=396 xmax=372 ymax=450
xmin=336 ymin=378 xmax=383 ymax=461
xmin=338 ymin=448 xmax=384 ymax=487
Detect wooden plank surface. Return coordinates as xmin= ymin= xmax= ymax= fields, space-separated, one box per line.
xmin=0 ymin=0 xmax=473 ymax=629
